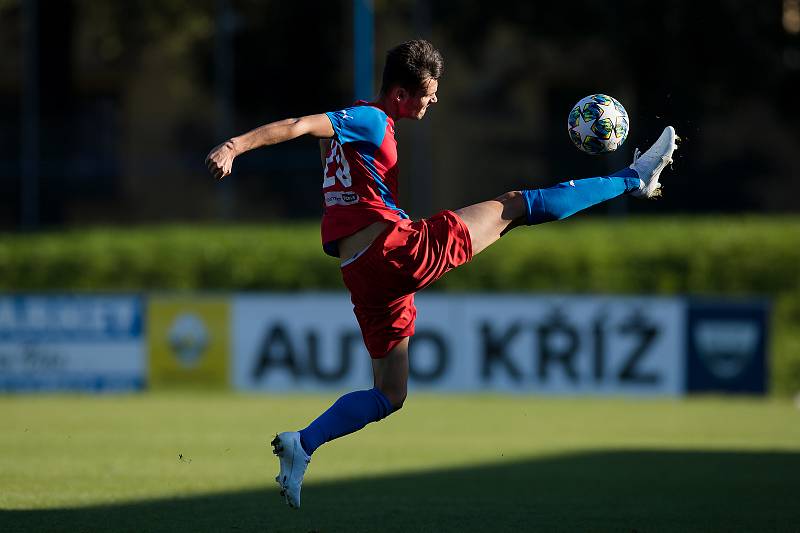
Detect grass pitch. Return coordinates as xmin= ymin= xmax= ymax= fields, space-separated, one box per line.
xmin=1 ymin=393 xmax=799 ymax=532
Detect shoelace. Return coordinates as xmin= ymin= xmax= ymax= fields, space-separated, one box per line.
xmin=632 ymin=146 xmax=672 ymax=167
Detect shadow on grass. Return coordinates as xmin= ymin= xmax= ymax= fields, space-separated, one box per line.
xmin=2 ymin=449 xmax=799 ymax=533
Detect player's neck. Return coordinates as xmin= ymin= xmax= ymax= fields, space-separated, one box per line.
xmin=373 ymin=95 xmax=400 ymax=121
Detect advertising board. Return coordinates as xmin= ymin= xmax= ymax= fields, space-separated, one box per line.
xmin=233 ymin=294 xmax=687 ymax=395
xmin=0 ymin=295 xmax=144 ymax=391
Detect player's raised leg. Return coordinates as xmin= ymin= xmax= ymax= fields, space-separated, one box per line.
xmin=456 ymin=126 xmax=678 ymax=256
xmin=453 ymin=191 xmax=526 ymax=256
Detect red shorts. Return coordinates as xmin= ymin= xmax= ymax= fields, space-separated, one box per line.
xmin=341 ymin=210 xmax=473 ymax=358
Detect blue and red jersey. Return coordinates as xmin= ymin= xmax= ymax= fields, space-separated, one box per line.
xmin=321 ymin=101 xmax=409 ymax=257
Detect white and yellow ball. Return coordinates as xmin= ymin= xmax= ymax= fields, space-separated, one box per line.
xmin=567 ymin=94 xmax=629 ymax=155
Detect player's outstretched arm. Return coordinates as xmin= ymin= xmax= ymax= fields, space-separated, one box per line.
xmin=206 ymin=114 xmax=334 ymax=180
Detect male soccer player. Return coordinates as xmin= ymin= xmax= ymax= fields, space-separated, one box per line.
xmin=206 ymin=39 xmax=677 ymax=509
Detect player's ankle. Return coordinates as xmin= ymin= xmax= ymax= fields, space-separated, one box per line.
xmin=298 ymin=432 xmax=313 ymax=457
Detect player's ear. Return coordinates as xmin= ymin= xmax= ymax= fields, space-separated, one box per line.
xmin=395 ymin=87 xmax=407 ymax=101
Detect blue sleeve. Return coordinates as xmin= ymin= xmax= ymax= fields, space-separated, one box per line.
xmin=325 ymin=106 xmax=387 ymax=147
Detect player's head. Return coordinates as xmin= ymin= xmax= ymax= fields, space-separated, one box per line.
xmin=379 ymin=39 xmax=442 ymax=120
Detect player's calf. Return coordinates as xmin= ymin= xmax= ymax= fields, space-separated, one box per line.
xmin=522 ymin=173 xmax=640 ymax=224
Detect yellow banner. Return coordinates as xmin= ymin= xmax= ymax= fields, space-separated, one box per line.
xmin=148 ymin=296 xmax=230 ymax=388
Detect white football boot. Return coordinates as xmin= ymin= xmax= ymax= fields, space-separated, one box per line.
xmin=271 ymin=431 xmax=310 ymax=509
xmin=629 ymin=126 xmax=678 ymax=199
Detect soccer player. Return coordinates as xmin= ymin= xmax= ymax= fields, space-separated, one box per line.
xmin=205 ymin=39 xmax=677 ymax=509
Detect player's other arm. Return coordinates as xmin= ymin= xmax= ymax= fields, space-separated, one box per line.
xmin=319 ymin=139 xmax=332 ymax=168
xmin=206 ymin=114 xmax=334 ymax=180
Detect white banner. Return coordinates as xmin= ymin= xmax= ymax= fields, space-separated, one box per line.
xmin=0 ymin=295 xmax=145 ymax=391
xmin=233 ymin=294 xmax=686 ymax=395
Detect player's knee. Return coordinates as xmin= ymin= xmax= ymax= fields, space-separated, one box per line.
xmin=382 ymin=387 xmax=407 ymax=411
xmin=394 ymin=390 xmax=407 ymax=410
xmin=495 ymin=190 xmax=526 ymax=220
xmin=495 ymin=190 xmax=522 ymax=203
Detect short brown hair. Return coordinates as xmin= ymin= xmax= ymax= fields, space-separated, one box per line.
xmin=379 ymin=39 xmax=443 ymax=95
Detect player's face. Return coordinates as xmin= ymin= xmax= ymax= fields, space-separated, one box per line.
xmin=400 ymin=78 xmax=439 ymax=120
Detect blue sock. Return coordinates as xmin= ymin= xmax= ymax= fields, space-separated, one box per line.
xmin=298 ymin=387 xmax=393 ymax=456
xmin=522 ymin=168 xmax=641 ymax=225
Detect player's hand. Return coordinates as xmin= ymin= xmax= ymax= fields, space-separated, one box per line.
xmin=205 ymin=140 xmax=238 ymax=180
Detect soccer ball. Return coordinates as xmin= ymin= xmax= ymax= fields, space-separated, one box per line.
xmin=567 ymin=94 xmax=629 ymax=155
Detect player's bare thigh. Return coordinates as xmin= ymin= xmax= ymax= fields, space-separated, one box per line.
xmin=454 ymin=191 xmax=526 ymax=256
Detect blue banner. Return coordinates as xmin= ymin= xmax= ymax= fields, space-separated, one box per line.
xmin=0 ymin=294 xmax=145 ymax=392
xmin=686 ymin=299 xmax=769 ymax=394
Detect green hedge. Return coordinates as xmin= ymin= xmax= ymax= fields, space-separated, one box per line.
xmin=1 ymin=216 xmax=798 ymax=394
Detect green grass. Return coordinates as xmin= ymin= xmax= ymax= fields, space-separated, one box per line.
xmin=1 ymin=393 xmax=799 ymax=532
